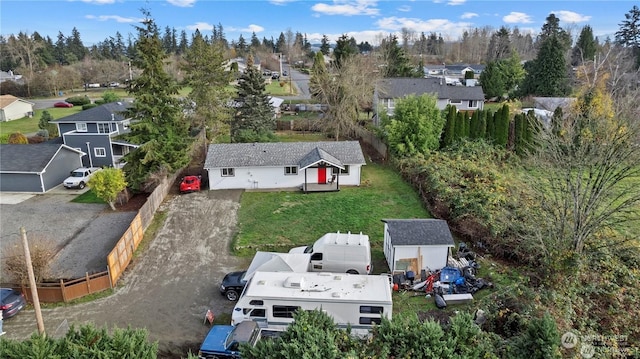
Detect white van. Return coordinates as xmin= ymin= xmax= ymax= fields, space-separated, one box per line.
xmin=289 ymin=232 xmax=372 ymax=274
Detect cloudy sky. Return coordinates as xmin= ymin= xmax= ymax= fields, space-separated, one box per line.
xmin=0 ymin=0 xmax=633 ymax=45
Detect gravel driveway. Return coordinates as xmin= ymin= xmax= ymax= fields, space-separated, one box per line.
xmin=2 ymin=190 xmax=247 ymax=357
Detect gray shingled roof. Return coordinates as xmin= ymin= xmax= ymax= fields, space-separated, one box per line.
xmin=298 ymin=147 xmax=344 ymax=170
xmin=51 ymin=101 xmax=131 ymax=123
xmin=0 ymin=144 xmax=80 ymax=173
xmin=204 ymin=141 xmax=365 ymax=168
xmin=378 ymin=78 xmax=484 ymax=101
xmin=382 ymin=219 xmax=455 ymax=246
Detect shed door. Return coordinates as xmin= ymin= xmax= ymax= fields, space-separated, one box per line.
xmin=318 ymin=167 xmax=326 ymax=184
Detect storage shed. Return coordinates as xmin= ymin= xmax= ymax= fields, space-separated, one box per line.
xmin=382 ymin=219 xmax=455 ymax=274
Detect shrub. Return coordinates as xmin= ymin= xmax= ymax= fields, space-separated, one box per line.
xmin=65 ymin=95 xmax=91 ymax=106
xmin=36 ymin=129 xmax=49 ymax=139
xmin=7 ymin=132 xmax=28 ymax=144
xmin=2 ymin=235 xmax=55 ymax=284
xmin=82 ymin=103 xmax=98 ymax=110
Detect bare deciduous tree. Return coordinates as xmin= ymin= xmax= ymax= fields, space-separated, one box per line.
xmin=311 ymin=54 xmax=380 ymax=140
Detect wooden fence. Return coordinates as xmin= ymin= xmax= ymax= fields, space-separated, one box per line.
xmin=357 ymin=127 xmax=388 ymax=160
xmin=4 ymin=132 xmax=203 ymax=303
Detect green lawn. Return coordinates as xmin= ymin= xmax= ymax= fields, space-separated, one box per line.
xmin=0 ymin=107 xmax=82 ymax=140
xmin=71 ymin=189 xmax=106 ymax=204
xmin=234 ymin=162 xmax=431 ymax=258
xmin=274 ymin=131 xmax=329 ymax=142
xmin=265 ymin=79 xmax=296 ymax=96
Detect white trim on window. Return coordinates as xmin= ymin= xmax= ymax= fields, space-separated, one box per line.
xmin=76 ymin=123 xmax=87 ymax=132
xmin=332 ymin=165 xmax=350 ymax=175
xmin=94 ymin=147 xmax=106 ymax=157
xmin=468 ymin=100 xmax=478 ymax=108
xmin=97 ymin=123 xmax=111 ymax=134
xmin=221 ymin=168 xmax=235 ymax=177
xmin=284 ymin=166 xmax=298 ymax=175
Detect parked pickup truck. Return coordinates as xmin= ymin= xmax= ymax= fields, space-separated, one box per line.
xmin=63 ymin=167 xmax=101 ymax=189
xmin=198 ymin=320 xmax=282 ymax=359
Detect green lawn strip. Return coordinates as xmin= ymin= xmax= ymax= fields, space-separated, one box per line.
xmin=234 ymin=163 xmax=430 ymax=257
xmin=0 ymin=107 xmax=82 ymax=137
xmin=265 ymin=80 xmax=295 ymax=96
xmin=71 ymin=190 xmax=106 ymax=204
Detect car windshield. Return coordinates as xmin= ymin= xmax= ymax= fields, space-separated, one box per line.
xmin=71 ymin=172 xmax=84 ymax=177
xmin=303 ymin=245 xmax=313 ymax=253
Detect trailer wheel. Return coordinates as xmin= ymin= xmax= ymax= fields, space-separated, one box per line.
xmin=346 ymin=269 xmax=359 ymax=274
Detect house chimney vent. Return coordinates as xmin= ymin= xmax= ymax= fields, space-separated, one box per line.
xmin=111 ymin=114 xmax=115 ymax=121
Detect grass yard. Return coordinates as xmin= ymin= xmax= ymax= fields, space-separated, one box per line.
xmin=274 ymin=131 xmax=329 ymax=142
xmin=71 ymin=189 xmax=106 ymax=204
xmin=265 ymin=79 xmax=296 ymax=96
xmin=0 ymin=107 xmax=82 ymax=141
xmin=234 ymin=162 xmax=431 ymax=261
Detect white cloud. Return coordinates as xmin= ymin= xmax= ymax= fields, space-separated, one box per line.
xmin=398 ymin=5 xmax=411 ymax=12
xmin=376 ymin=16 xmax=472 ymax=39
xmin=269 ymin=0 xmax=296 ymax=4
xmin=311 ymin=0 xmax=379 ymax=16
xmin=503 ymin=12 xmax=533 ymax=24
xmin=186 ymin=22 xmax=214 ymax=31
xmin=243 ymin=24 xmax=265 ymax=33
xmin=85 ymin=14 xmax=143 ymax=23
xmin=447 ymin=0 xmax=466 ymax=6
xmin=167 ymin=0 xmax=196 ymax=7
xmin=551 ymin=10 xmax=591 ymax=23
xmin=80 ymin=0 xmax=117 ymax=4
xmin=460 ymin=12 xmax=478 ymax=19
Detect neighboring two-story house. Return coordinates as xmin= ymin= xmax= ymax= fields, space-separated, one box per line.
xmin=52 ymin=102 xmax=139 ymax=168
xmin=374 ymin=77 xmax=485 ymax=125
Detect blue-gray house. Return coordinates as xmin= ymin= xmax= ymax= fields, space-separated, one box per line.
xmin=52 ymin=102 xmax=139 ymax=168
xmin=0 ymin=143 xmax=84 ymax=192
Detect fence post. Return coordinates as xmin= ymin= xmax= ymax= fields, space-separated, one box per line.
xmin=60 ymin=279 xmax=67 ymax=302
xmin=85 ymin=272 xmax=91 ymax=294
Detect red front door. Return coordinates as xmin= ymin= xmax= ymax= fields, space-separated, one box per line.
xmin=318 ymin=167 xmax=327 ymax=184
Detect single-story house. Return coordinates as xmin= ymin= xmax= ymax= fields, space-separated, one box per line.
xmin=374 ymin=77 xmax=485 ymax=125
xmin=204 ymin=141 xmax=366 ymax=192
xmin=382 ymin=219 xmax=455 ymax=274
xmin=0 ymin=143 xmax=84 ymax=192
xmin=0 ymin=95 xmax=34 ymax=122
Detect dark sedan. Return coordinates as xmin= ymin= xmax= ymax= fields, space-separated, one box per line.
xmin=1 ymin=288 xmax=27 ymax=318
xmin=219 ymin=270 xmax=247 ymax=301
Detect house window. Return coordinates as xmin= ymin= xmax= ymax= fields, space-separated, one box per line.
xmin=272 ymin=305 xmax=299 ymax=318
xmin=94 ymin=148 xmax=106 ymax=157
xmin=284 ymin=166 xmax=298 ymax=175
xmin=468 ymin=100 xmax=478 ymax=108
xmin=332 ymin=165 xmax=350 ymax=175
xmin=221 ymin=168 xmax=235 ymax=177
xmin=76 ymin=123 xmax=87 ymax=132
xmin=387 ymin=99 xmax=395 ymax=108
xmin=98 ymin=123 xmax=111 ymax=133
xmin=450 ymin=100 xmax=462 ymax=104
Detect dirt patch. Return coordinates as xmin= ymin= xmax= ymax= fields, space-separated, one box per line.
xmin=417 ymin=309 xmax=452 ymax=326
xmin=4 ymin=190 xmax=246 ymax=356
xmin=116 ymin=192 xmax=150 ymax=212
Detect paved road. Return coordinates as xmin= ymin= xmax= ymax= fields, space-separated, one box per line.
xmin=280 ymin=67 xmax=311 ymax=100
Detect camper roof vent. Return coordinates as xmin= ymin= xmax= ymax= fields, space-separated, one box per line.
xmin=332 ymin=292 xmax=342 ymax=298
xmin=333 ymin=275 xmax=343 ymax=281
xmin=257 ymin=280 xmax=266 ymax=286
xmin=284 ymin=276 xmax=306 ymax=289
xmin=353 ymin=283 xmax=364 ymax=289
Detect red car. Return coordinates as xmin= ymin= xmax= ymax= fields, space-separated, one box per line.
xmin=180 ymin=175 xmax=202 ymax=193
xmin=54 ymin=101 xmax=74 ymax=108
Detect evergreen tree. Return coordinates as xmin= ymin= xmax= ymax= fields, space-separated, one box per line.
xmin=275 ymin=32 xmax=286 ymax=53
xmin=477 ymin=110 xmax=487 ymax=139
xmin=455 ymin=111 xmax=466 ymax=140
xmin=183 ymin=29 xmax=232 ymax=138
xmin=232 ymin=55 xmax=275 ymax=143
xmin=537 ymin=13 xmax=572 ymax=50
xmin=572 ymin=25 xmax=598 ymax=66
xmin=122 ymin=10 xmax=190 ymax=191
xmin=514 ymin=113 xmax=526 ymax=155
xmin=333 ymin=34 xmax=357 ymax=68
xmin=486 ymin=110 xmax=496 ymax=141
xmin=615 ymin=5 xmax=640 ymax=67
xmin=236 ymin=34 xmax=247 ymax=57
xmin=441 ymin=105 xmax=457 ymax=148
xmin=250 ymin=32 xmax=261 ymax=50
xmin=486 ymin=26 xmax=512 ymax=62
xmin=470 ymin=110 xmax=480 ymax=139
xmin=178 ymin=30 xmax=189 ymax=54
xmin=479 ymin=61 xmax=505 ymax=99
xmin=67 ymin=27 xmax=87 ymax=62
xmin=494 ymin=104 xmax=510 ymax=147
xmin=309 ymin=51 xmax=327 ymax=98
xmin=320 ymin=35 xmax=331 ymax=55
xmin=520 ymin=35 xmax=570 ymax=96
xmin=380 ymin=34 xmax=414 ymax=77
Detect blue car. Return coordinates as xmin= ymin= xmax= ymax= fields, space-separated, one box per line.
xmin=1 ymin=288 xmax=27 ymax=318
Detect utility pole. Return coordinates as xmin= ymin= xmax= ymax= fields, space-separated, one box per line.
xmin=21 ymin=227 xmax=45 ymax=336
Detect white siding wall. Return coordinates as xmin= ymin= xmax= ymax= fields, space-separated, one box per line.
xmin=1 ymin=101 xmax=33 ymax=122
xmin=390 ymin=245 xmax=450 ymax=273
xmin=208 ymin=165 xmax=363 ymax=190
